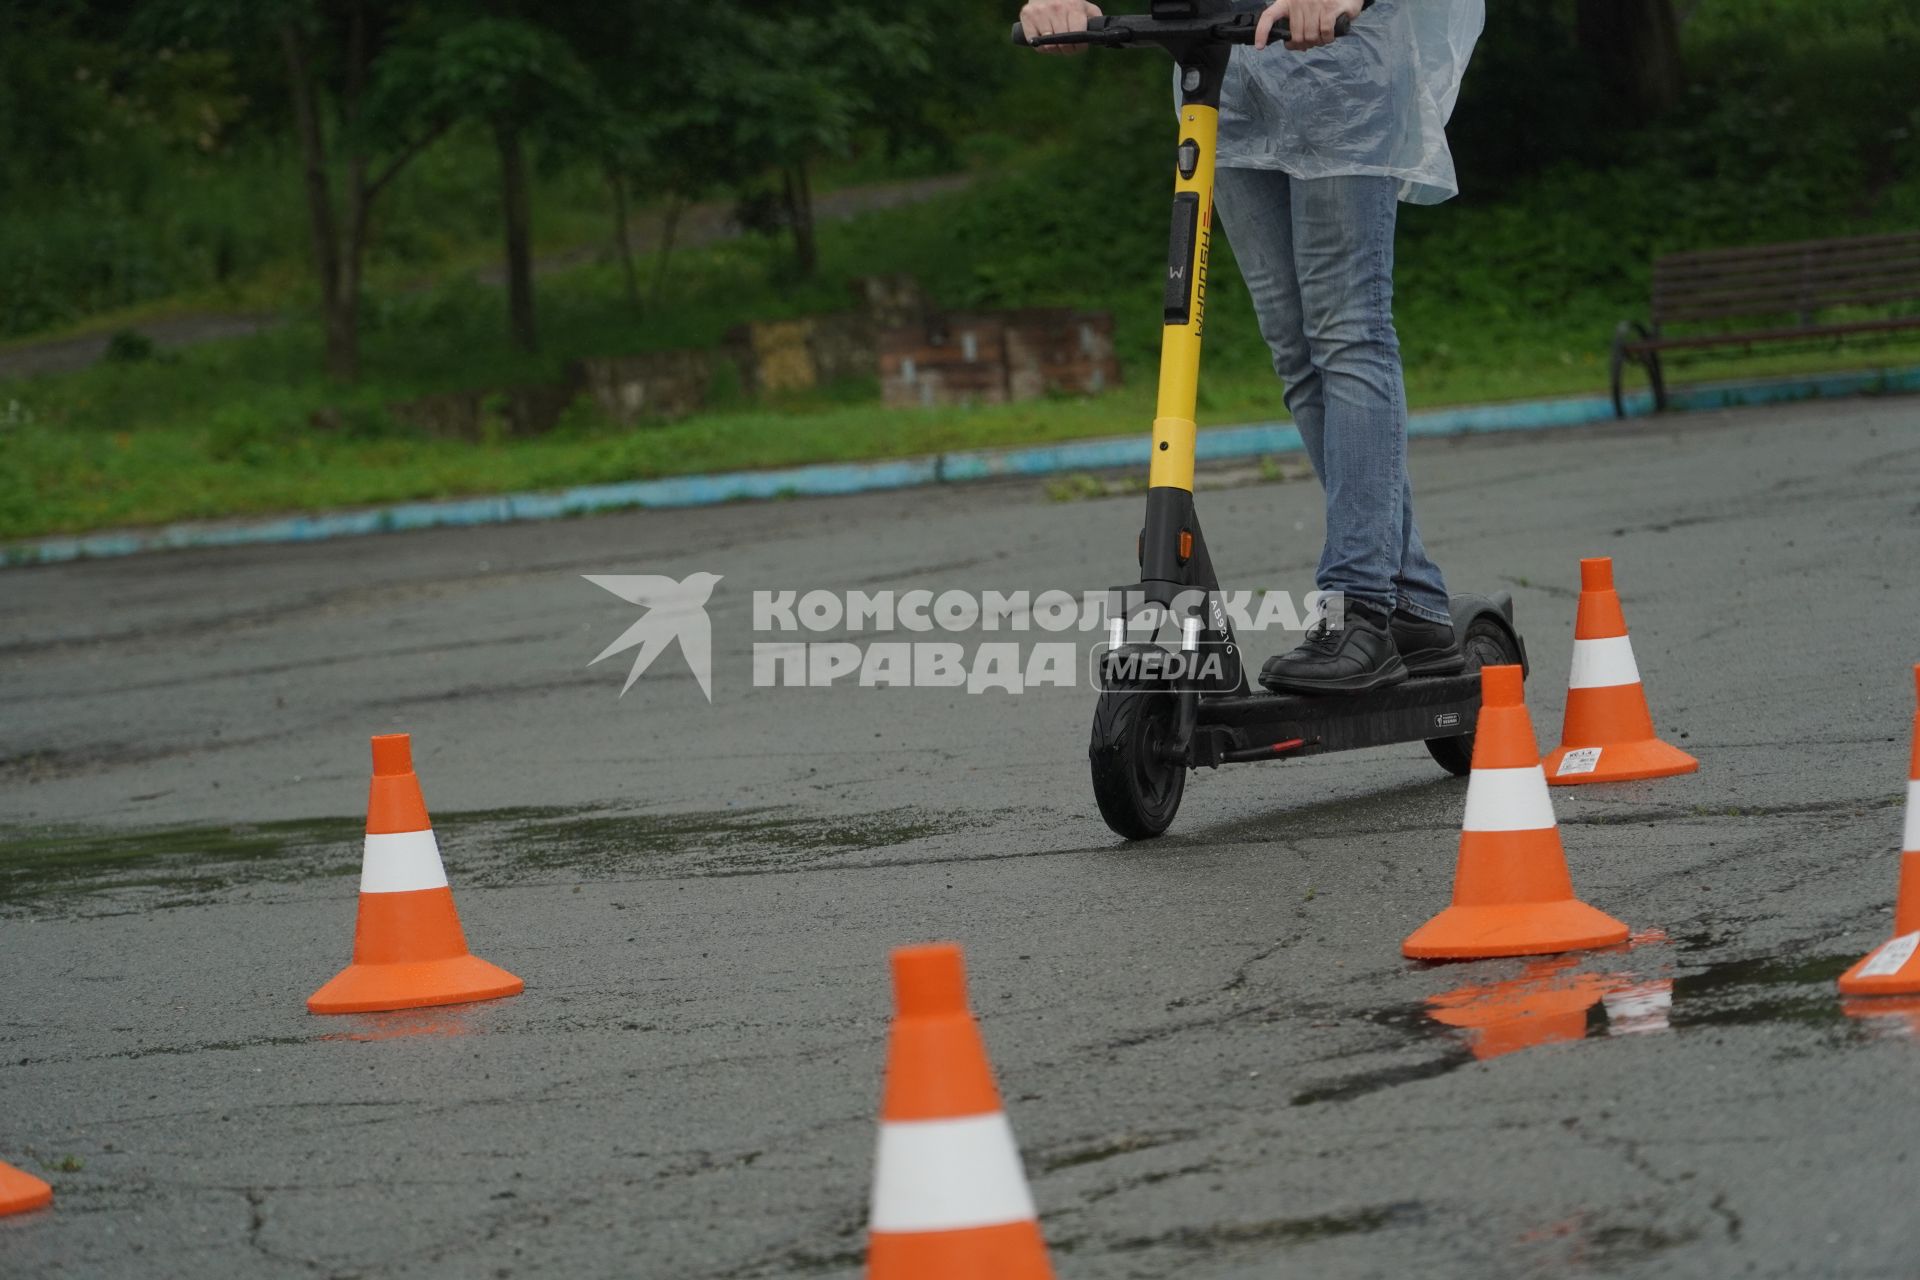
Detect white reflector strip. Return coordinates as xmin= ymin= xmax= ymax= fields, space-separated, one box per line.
xmin=1569 ymin=635 xmax=1641 ymax=690
xmin=360 ymin=829 xmax=449 ymax=894
xmin=1905 ymin=781 xmax=1920 ymax=852
xmin=1463 ymin=766 xmax=1557 ymax=833
xmin=870 ymin=1113 xmax=1036 ymax=1233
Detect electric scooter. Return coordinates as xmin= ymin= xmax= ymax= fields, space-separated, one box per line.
xmin=1015 ymin=1 xmax=1527 ymax=840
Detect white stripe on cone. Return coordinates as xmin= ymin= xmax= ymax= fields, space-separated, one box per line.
xmin=1462 ymin=766 xmax=1558 ymax=833
xmin=870 ymin=1112 xmax=1038 ymax=1233
xmin=1568 ymin=635 xmax=1641 ymax=690
xmin=360 ymin=829 xmax=451 ymax=894
xmin=1905 ymin=780 xmax=1920 ymax=853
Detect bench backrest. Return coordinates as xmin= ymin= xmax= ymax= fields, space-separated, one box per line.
xmin=1651 ymin=230 xmax=1920 ymax=327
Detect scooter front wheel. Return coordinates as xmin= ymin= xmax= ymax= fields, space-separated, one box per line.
xmin=1090 ymin=687 xmax=1187 ymax=839
xmin=1425 ymin=612 xmax=1526 ymax=777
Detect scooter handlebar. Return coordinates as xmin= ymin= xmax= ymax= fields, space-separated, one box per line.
xmin=1011 ymin=9 xmax=1357 ymax=50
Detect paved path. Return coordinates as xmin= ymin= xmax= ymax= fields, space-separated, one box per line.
xmin=3 ymin=397 xmax=1919 ymax=1276
xmin=0 ymin=173 xmax=974 ymax=381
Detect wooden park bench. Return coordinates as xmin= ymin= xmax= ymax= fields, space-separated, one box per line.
xmin=1611 ymin=229 xmax=1920 ymax=417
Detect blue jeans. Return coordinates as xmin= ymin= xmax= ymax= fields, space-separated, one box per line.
xmin=1213 ymin=167 xmax=1452 ymax=625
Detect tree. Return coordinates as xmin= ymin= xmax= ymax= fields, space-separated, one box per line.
xmin=550 ymin=0 xmax=733 ymax=315
xmin=395 ymin=13 xmax=602 ymax=354
xmin=145 ymin=0 xmax=452 ymax=381
xmin=714 ymin=3 xmax=933 ymax=276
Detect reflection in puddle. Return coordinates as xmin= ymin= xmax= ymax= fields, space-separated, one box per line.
xmin=1842 ymin=996 xmax=1920 ymax=1038
xmin=1307 ymin=941 xmax=1920 ymax=1109
xmin=1425 ymin=957 xmax=1674 ymax=1060
xmin=1601 ymin=982 xmax=1675 ymax=1036
xmin=1416 ymin=944 xmax=1920 ymax=1060
xmin=316 ymin=1005 xmax=488 ymax=1043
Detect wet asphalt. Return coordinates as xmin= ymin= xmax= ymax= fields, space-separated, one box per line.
xmin=3 ymin=395 xmax=1920 ymax=1278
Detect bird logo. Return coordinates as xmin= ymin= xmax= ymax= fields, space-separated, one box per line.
xmin=584 ymin=572 xmax=723 ymax=700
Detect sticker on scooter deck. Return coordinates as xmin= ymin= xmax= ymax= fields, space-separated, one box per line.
xmin=1556 ymin=747 xmax=1604 ymax=776
xmin=1858 ymin=932 xmax=1920 ymax=979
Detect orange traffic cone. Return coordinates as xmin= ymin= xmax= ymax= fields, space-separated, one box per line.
xmin=1544 ymin=558 xmax=1698 ymax=785
xmin=0 ymin=1159 xmax=52 ymax=1217
xmin=307 ymin=735 xmax=523 ymax=1015
xmin=1838 ymin=666 xmax=1920 ymax=997
xmin=1405 ymin=665 xmax=1630 ymax=960
xmin=868 ymin=944 xmax=1053 ymax=1280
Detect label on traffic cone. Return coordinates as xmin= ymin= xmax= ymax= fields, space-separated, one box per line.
xmin=307 ymin=735 xmax=524 ymax=1015
xmin=1544 ymin=558 xmax=1698 ymax=785
xmin=1405 ymin=665 xmax=1631 ymax=960
xmin=1839 ymin=665 xmax=1920 ymax=997
xmin=0 ymin=1158 xmax=52 ymax=1217
xmin=867 ymin=944 xmax=1052 ymax=1280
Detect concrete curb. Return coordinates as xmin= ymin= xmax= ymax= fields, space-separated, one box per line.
xmin=8 ymin=365 xmax=1918 ymax=568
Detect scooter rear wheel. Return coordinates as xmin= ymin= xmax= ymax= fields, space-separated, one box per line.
xmin=1424 ymin=614 xmax=1525 ymax=777
xmin=1090 ymin=687 xmax=1187 ymax=839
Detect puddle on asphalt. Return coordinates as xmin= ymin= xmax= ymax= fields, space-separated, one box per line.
xmin=1296 ymin=934 xmax=1915 ymax=1105
xmin=500 ymin=809 xmax=951 ymax=878
xmin=0 ymin=804 xmax=956 ymax=916
xmin=0 ymin=815 xmax=360 ymax=909
xmin=1400 ymin=937 xmax=1904 ymax=1060
xmin=1420 ymin=956 xmax=1675 ymax=1061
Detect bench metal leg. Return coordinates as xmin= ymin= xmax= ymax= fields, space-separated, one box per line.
xmin=1610 ymin=321 xmax=1663 ymax=418
xmin=1610 ymin=328 xmax=1629 ymax=418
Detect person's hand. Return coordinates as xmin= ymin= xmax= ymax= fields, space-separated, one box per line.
xmin=1019 ymin=0 xmax=1103 ymax=55
xmin=1254 ymin=0 xmax=1363 ymax=51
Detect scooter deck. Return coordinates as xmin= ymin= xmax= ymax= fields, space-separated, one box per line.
xmin=1193 ymin=671 xmax=1482 ymax=764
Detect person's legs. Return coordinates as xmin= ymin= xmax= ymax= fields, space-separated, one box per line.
xmin=1394 ymin=488 xmax=1450 ymax=622
xmin=1218 ymin=168 xmax=1460 ymax=690
xmin=1286 ymin=173 xmax=1451 ymax=624
xmin=1212 ymin=167 xmax=1327 ymax=479
xmin=1216 ymin=168 xmax=1395 ymax=692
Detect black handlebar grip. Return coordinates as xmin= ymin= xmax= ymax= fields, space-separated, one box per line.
xmin=1010 ymin=15 xmax=1114 ymax=47
xmin=1011 ymin=4 xmax=1367 ymax=49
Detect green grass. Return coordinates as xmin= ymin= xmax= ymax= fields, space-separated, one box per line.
xmin=3 ymin=1 xmax=1917 ymax=542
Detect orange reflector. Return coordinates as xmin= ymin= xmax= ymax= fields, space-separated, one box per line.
xmin=1178 ymin=530 xmax=1194 ymax=562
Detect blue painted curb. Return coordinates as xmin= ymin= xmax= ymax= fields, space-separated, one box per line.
xmin=8 ymin=364 xmax=1917 ymax=568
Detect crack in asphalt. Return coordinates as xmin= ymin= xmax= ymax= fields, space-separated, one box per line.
xmin=1562 ymin=1119 xmax=1743 ymax=1247
xmin=1099 ymin=1198 xmax=1430 ymax=1254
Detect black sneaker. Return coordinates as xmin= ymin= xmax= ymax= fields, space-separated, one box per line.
xmin=1391 ymin=608 xmax=1467 ymax=677
xmin=1260 ymin=600 xmax=1409 ymax=695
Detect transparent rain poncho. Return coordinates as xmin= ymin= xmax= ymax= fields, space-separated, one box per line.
xmin=1210 ymin=0 xmax=1486 ymax=205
